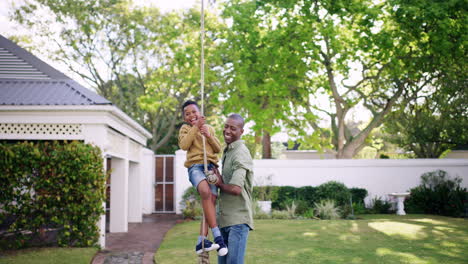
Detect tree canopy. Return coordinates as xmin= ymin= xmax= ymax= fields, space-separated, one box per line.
xmin=12 ymin=0 xmax=225 ymax=153
xmin=8 ymin=0 xmax=466 ymax=157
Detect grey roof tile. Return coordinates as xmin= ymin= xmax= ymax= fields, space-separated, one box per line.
xmin=0 ymin=34 xmax=111 ymax=106
xmin=0 ymin=79 xmax=110 ymax=105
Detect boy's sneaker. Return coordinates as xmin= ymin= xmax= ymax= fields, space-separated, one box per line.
xmin=195 ymin=239 xmax=219 ymax=255
xmin=214 ymin=236 xmax=228 ymax=256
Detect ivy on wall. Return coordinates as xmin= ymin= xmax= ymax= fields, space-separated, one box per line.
xmin=0 ymin=141 xmax=106 ymax=249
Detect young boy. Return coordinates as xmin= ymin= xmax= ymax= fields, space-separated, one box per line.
xmin=178 ymin=100 xmax=228 ymax=256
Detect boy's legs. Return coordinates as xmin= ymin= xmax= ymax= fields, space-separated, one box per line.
xmin=218 ymin=224 xmax=250 ymax=264
xmin=189 ymin=164 xmax=227 ymax=255
xmin=197 ymin=180 xmax=217 ymax=228
xmin=198 ymin=179 xmax=227 ymax=256
xmin=199 ymin=192 xmax=217 ymax=237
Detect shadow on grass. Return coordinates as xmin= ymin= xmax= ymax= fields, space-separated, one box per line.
xmin=340 ymin=215 xmax=468 ymax=263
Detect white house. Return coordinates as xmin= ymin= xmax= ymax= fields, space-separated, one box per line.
xmin=0 ymin=34 xmax=155 ymax=248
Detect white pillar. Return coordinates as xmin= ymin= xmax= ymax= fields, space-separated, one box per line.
xmin=98 ymin=201 xmax=106 ymax=248
xmin=142 ymin=148 xmax=155 ymax=214
xmin=83 ymin=124 xmax=108 ymax=247
xmin=128 ymin=161 xmax=142 ymax=222
xmin=175 ymin=150 xmax=190 ymax=214
xmin=110 ymin=157 xmax=129 ymax=232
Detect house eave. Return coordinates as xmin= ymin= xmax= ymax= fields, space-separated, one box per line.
xmin=0 ymin=105 xmax=152 ymax=144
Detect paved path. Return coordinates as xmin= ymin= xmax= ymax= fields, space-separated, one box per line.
xmin=92 ymin=214 xmax=182 ymax=264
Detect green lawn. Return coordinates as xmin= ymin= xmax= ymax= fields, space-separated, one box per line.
xmin=155 ymin=215 xmax=468 ymax=264
xmin=0 ymin=247 xmax=98 ymax=264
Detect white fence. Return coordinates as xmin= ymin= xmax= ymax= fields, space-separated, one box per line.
xmin=174 ymin=150 xmax=468 ymax=213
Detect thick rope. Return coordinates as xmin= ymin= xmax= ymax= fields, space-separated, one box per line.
xmin=199 ymin=0 xmax=208 ymax=262
xmin=199 ymin=2 xmax=218 ymax=263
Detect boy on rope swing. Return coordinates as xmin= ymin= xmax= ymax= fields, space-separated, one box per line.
xmin=178 ymin=100 xmax=228 ymax=256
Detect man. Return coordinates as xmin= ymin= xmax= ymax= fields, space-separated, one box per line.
xmin=216 ymin=114 xmax=254 ymax=264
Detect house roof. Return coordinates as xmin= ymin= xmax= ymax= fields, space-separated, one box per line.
xmin=0 ymin=34 xmax=111 ymax=105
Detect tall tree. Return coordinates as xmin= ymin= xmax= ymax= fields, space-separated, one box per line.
xmin=219 ymin=0 xmax=309 ymax=158
xmin=221 ymin=0 xmax=465 ymax=158
xmin=12 ymin=0 xmax=224 ymax=153
xmin=383 ymin=0 xmax=467 ymax=158
xmin=385 ymin=86 xmax=467 ymax=158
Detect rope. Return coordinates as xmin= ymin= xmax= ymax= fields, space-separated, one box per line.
xmin=201 ymin=0 xmax=208 ymax=175
xmin=200 ymin=0 xmax=208 ymax=262
xmin=199 ymin=2 xmax=218 ymax=262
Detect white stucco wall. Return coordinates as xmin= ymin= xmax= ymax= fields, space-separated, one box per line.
xmin=141 ymin=148 xmax=155 ymax=214
xmin=175 ymin=150 xmax=192 ymax=214
xmin=174 ymin=150 xmax=468 ymax=212
xmin=254 ymin=159 xmax=468 ymax=205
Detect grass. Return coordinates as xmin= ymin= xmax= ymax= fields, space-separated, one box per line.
xmin=154 ymin=215 xmax=468 ymax=264
xmin=0 ymin=247 xmax=98 ymax=264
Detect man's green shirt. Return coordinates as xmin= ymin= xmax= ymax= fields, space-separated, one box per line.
xmin=218 ymin=140 xmax=254 ymax=230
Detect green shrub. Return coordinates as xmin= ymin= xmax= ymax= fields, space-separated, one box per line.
xmin=293 ymin=200 xmax=310 ymax=215
xmin=271 ymin=186 xmax=297 ymax=210
xmin=350 ymin=188 xmax=368 ymax=204
xmin=254 ymin=212 xmax=271 ymax=219
xmin=180 ymin=187 xmax=202 ymax=219
xmin=296 ymin=186 xmax=318 ymax=204
xmin=0 ymin=141 xmax=106 ymax=249
xmin=271 ymin=210 xmax=290 ymax=219
xmin=295 ymin=186 xmax=318 ymax=214
xmin=352 ymin=202 xmax=367 ymax=215
xmin=368 ymin=196 xmax=392 ymax=214
xmin=285 ymin=201 xmax=297 ymax=219
xmin=182 ymin=200 xmax=203 ymax=220
xmin=301 ymin=209 xmax=316 ymax=219
xmin=314 ymin=200 xmax=341 ymax=220
xmin=266 ymin=183 xmax=368 ymax=218
xmin=252 ymin=186 xmax=279 ymax=201
xmin=405 ymin=170 xmax=467 ymax=217
xmin=315 ymin=181 xmax=351 ymax=207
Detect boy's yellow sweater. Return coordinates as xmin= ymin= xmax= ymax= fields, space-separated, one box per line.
xmin=178 ymin=124 xmax=222 ymax=168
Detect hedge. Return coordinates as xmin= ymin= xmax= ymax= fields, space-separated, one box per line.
xmin=0 ymin=141 xmax=106 ymax=249
xmin=253 ymin=183 xmax=368 ymax=214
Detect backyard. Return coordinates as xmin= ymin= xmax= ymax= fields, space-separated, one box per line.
xmin=155 ymin=214 xmax=468 ymax=264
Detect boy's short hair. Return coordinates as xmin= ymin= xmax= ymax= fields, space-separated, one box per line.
xmin=181 ymin=100 xmax=199 ymax=114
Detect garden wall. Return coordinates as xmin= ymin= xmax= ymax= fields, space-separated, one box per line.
xmin=174 ymin=150 xmax=468 ymax=213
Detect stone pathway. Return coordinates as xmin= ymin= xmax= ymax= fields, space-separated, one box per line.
xmin=92 ymin=214 xmax=182 ymax=264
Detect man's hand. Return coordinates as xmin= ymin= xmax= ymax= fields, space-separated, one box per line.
xmin=213 ymin=167 xmax=223 ymax=186
xmin=200 ymin=125 xmax=211 ymax=138
xmin=215 ymin=168 xmax=242 ymax=195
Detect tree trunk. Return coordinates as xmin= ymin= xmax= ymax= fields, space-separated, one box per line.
xmin=262 ymin=131 xmax=272 ymax=159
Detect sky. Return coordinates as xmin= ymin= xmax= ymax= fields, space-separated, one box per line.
xmin=0 ymin=0 xmax=204 ymax=85
xmin=0 ymin=0 xmax=199 ymax=36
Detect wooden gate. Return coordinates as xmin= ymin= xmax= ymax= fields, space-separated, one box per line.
xmin=154 ymin=155 xmax=175 ymax=213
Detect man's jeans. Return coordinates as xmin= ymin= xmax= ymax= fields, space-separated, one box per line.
xmin=218 ymin=224 xmax=250 ymax=264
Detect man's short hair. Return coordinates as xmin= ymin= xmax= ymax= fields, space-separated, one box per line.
xmin=181 ymin=100 xmax=199 ymax=114
xmin=227 ymin=113 xmax=245 ymax=128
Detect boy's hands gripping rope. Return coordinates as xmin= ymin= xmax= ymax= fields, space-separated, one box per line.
xmin=197 ymin=116 xmax=212 ymax=139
